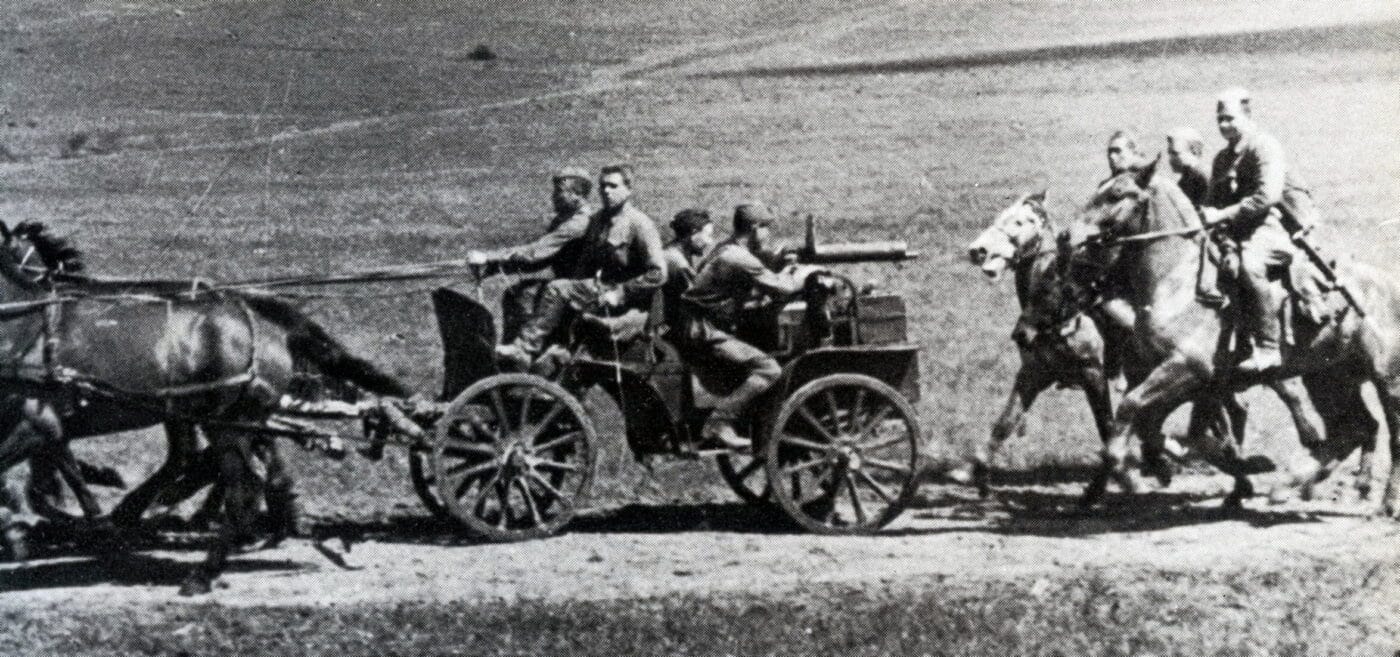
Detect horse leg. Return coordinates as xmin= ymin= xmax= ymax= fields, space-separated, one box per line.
xmin=1084 ymin=356 xmax=1202 ymax=508
xmin=180 ymin=428 xmax=264 ymax=596
xmin=1374 ymin=380 xmax=1400 ymax=519
xmin=1268 ymin=378 xmax=1326 ymax=452
xmin=259 ymin=440 xmax=303 ymax=548
xmin=1275 ymin=376 xmax=1376 ymax=504
xmin=111 ymin=422 xmax=199 ymax=527
xmin=952 ymin=366 xmax=1052 ymax=496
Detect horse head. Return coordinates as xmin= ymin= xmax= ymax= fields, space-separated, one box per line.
xmin=968 ymin=190 xmax=1051 ymax=281
xmin=7 ymin=222 xmax=83 ymax=278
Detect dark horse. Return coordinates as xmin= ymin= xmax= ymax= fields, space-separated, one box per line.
xmin=0 ymin=221 xmax=409 ymax=594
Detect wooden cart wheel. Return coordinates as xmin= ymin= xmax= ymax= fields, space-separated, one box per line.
xmin=716 ymin=452 xmax=771 ymax=504
xmin=432 ymin=373 xmax=595 ymax=541
xmin=764 ymin=374 xmax=920 ymax=534
xmin=408 ymin=447 xmax=450 ymax=519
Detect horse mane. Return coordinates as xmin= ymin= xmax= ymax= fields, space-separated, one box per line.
xmin=10 ymin=221 xmax=85 ymax=273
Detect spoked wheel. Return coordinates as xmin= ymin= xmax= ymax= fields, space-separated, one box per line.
xmin=765 ymin=374 xmax=920 ymax=534
xmin=716 ymin=451 xmax=771 ymax=504
xmin=432 ymin=373 xmax=596 ymax=541
xmin=408 ymin=447 xmax=450 ymax=519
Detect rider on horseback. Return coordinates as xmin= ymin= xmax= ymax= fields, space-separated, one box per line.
xmin=1200 ymin=88 xmax=1322 ymax=374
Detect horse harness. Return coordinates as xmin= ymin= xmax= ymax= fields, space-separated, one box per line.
xmin=0 ymin=278 xmax=270 ymax=423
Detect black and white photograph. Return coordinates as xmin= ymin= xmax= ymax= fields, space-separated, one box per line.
xmin=1 ymin=1 xmax=1397 ymax=655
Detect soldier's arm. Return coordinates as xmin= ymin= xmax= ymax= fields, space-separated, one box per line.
xmin=490 ymin=213 xmax=590 ymax=272
xmin=619 ymin=215 xmax=668 ymax=296
xmin=746 ymin=258 xmax=805 ymax=298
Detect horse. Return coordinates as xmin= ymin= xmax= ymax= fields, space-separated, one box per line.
xmin=0 ymin=221 xmax=411 ymax=593
xmin=1062 ymin=162 xmax=1397 ymax=516
xmin=965 ymin=191 xmax=1269 ymax=504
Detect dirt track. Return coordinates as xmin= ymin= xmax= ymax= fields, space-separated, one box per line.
xmin=3 ymin=477 xmax=1397 ymax=614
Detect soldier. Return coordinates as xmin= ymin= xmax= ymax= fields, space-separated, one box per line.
xmin=494 ymin=164 xmax=667 ymax=369
xmin=1166 ymin=126 xmax=1210 ymax=206
xmin=466 ymin=166 xmax=594 ymax=342
xmin=680 ymin=204 xmax=812 ymax=450
xmin=1200 ymin=87 xmax=1318 ymax=373
xmin=1102 ymin=129 xmax=1149 ymax=184
xmin=661 ymin=208 xmax=716 ymax=334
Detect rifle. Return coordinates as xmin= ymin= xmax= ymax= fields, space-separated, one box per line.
xmin=1291 ymin=225 xmax=1366 ymax=318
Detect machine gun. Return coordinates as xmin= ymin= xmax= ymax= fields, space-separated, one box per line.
xmin=786 ymin=215 xmax=919 ymax=264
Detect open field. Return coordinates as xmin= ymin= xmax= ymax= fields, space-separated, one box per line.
xmin=2 ymin=0 xmax=1399 ymax=654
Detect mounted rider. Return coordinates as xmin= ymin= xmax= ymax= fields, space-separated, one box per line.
xmin=1199 ymin=87 xmax=1322 ymax=374
xmin=465 ymin=166 xmax=595 ymax=343
xmin=680 ymin=204 xmax=811 ymax=450
xmin=493 ymin=164 xmax=667 ymax=370
xmin=1166 ymin=127 xmax=1210 ymax=207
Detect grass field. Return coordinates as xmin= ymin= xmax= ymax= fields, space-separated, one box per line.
xmin=2 ymin=1 xmax=1399 ymax=653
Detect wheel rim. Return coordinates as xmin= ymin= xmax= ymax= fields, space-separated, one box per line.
xmin=716 ymin=452 xmax=771 ymax=504
xmin=433 ymin=374 xmax=594 ymax=540
xmin=408 ymin=447 xmax=450 ymax=519
xmin=765 ymin=375 xmax=919 ymax=534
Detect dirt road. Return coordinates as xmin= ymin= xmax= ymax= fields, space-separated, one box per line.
xmin=3 ymin=478 xmax=1397 ymax=616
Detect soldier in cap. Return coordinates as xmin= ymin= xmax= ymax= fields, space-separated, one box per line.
xmin=1200 ymin=87 xmax=1320 ymax=373
xmin=466 ymin=166 xmax=595 ymax=342
xmin=661 ymin=208 xmax=717 ymax=334
xmin=1166 ymin=126 xmax=1210 ymax=207
xmin=680 ymin=203 xmax=812 ymax=450
xmin=495 ymin=164 xmax=667 ymax=369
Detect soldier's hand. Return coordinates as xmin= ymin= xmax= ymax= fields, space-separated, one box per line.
xmin=599 ymin=285 xmax=626 ymax=309
xmin=465 ymin=250 xmax=489 ymax=267
xmin=1200 ymin=207 xmax=1227 ymax=227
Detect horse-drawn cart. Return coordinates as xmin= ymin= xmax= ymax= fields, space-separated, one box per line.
xmin=301 ymin=229 xmax=926 ymax=540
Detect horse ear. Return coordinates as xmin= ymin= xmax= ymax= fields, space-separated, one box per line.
xmin=1026 ymin=189 xmax=1047 ymax=205
xmin=0 ymin=220 xmax=9 ymax=243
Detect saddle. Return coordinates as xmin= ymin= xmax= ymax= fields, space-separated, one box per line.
xmin=1197 ymin=231 xmax=1338 ymax=347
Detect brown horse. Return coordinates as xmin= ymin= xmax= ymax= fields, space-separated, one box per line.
xmin=0 ymin=222 xmax=410 ymax=593
xmin=1063 ymin=165 xmax=1396 ymax=515
xmin=966 ymin=192 xmax=1266 ymax=502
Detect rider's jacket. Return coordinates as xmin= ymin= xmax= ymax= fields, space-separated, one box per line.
xmin=1206 ymin=130 xmax=1312 ymax=239
xmin=682 ymin=241 xmax=804 ymax=328
xmin=484 ymin=205 xmax=592 ymax=273
xmin=569 ymin=203 xmax=667 ymax=299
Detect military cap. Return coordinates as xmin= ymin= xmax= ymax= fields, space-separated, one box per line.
xmin=552 ymin=166 xmax=591 ymax=183
xmin=733 ymin=203 xmax=776 ymax=233
xmin=671 ymin=208 xmax=712 ymax=239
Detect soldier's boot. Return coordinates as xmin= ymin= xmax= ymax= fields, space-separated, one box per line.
xmin=1238 ymin=279 xmax=1285 ymax=374
xmin=701 ymin=418 xmax=751 ymax=451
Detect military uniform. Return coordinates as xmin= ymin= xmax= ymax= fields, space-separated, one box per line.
xmin=511 ymin=203 xmax=667 ymax=354
xmin=680 ymin=241 xmax=806 ymax=428
xmin=1206 ymin=129 xmax=1313 ymax=358
xmin=478 ymin=204 xmax=592 ymax=342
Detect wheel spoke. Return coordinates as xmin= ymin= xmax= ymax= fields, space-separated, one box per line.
xmin=443 ymin=438 xmax=498 ymax=456
xmin=796 ymin=404 xmax=840 ymax=444
xmin=855 ymin=469 xmax=898 ymax=504
xmin=849 ymin=388 xmax=867 ymax=434
xmin=779 ymin=433 xmax=833 ymax=455
xmin=845 ymin=474 xmax=867 ymax=525
xmin=527 ymin=471 xmax=573 ymax=511
xmin=532 ymin=458 xmax=579 ymax=473
xmin=863 ymin=457 xmax=912 ymax=475
xmin=521 ymin=400 xmax=565 ymax=443
xmin=515 ymin=478 xmax=544 ymax=527
xmin=518 ymin=387 xmax=535 ymax=433
xmin=856 ymin=426 xmax=910 ymax=453
xmin=445 ymin=458 xmax=498 ymax=479
xmin=531 ymin=430 xmax=583 ymax=454
xmin=489 ymin=389 xmax=512 ymax=434
xmin=823 ymin=389 xmax=843 ymax=433
xmin=855 ymin=403 xmax=895 ymax=442
xmin=782 ymin=456 xmax=830 ymax=477
xmin=467 ymin=467 xmax=503 ymax=510
xmin=495 ymin=479 xmax=512 ymax=529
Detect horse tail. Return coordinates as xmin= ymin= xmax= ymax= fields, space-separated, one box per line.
xmin=234 ymin=290 xmax=411 ymax=398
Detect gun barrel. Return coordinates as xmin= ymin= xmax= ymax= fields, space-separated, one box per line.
xmin=799 ymin=241 xmax=919 ymax=264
